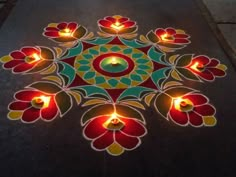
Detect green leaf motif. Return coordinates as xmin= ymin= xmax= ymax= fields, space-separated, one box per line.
xmin=110 ymin=46 xmax=121 ymax=52
xmin=86 ymin=37 xmax=114 ymax=45
xmin=154 ymin=93 xmax=172 ymax=119
xmin=151 ymin=67 xmax=170 ymax=89
xmin=148 ymin=46 xmax=164 ymax=64
xmin=89 ymin=49 xmax=99 ymax=55
xmin=130 ymin=74 xmax=142 ymax=82
xmin=135 ymin=70 xmax=148 ymax=75
xmin=176 ymin=54 xmax=193 ymax=67
xmin=83 ymin=54 xmax=93 ymax=60
xmin=95 ymin=76 xmax=106 ymax=84
xmin=76 ymin=86 xmax=109 ymax=99
xmin=136 ymin=59 xmax=149 ymax=64
xmin=28 ymin=81 xmax=61 ymax=94
xmin=138 ymin=65 xmax=151 ymax=70
xmin=55 ymin=91 xmax=72 ymax=117
xmin=84 ymin=71 xmax=96 ymax=80
xmin=100 ymin=46 xmax=108 ymax=52
xmin=77 ymin=60 xmax=90 ymax=64
xmin=63 ymin=42 xmax=83 ymax=58
xmin=123 ymin=48 xmax=133 ymax=54
xmin=132 ymin=53 xmax=143 ymax=59
xmin=108 ymin=79 xmax=119 ymax=87
xmin=78 ymin=66 xmax=91 ymax=71
xmin=120 ymin=38 xmax=148 ymax=48
xmin=58 ymin=62 xmax=76 ymax=86
xmin=176 ymin=68 xmax=199 ymax=81
xmin=120 ymin=77 xmax=132 ymax=85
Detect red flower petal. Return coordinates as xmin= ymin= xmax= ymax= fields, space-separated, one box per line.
xmin=98 ymin=19 xmax=113 ymax=27
xmin=45 ymin=27 xmax=58 ymax=31
xmin=83 ymin=116 xmax=108 ymax=139
xmin=155 ymin=28 xmax=166 ymax=36
xmin=192 ymin=56 xmax=210 ymax=65
xmin=10 ymin=51 xmax=25 ymax=59
xmin=120 ymin=118 xmax=146 ymax=137
xmin=188 ymin=111 xmax=203 ymax=126
xmin=194 ymin=69 xmax=214 ymax=81
xmin=208 ymin=68 xmax=226 ymax=77
xmin=67 ymin=22 xmax=78 ymax=31
xmin=115 ymin=131 xmax=140 ymax=149
xmin=57 ymin=22 xmax=67 ymax=30
xmin=118 ymin=17 xmax=128 ymax=23
xmin=166 ymin=28 xmax=176 ymax=35
xmin=207 ymin=59 xmax=219 ymax=67
xmin=21 ymin=47 xmax=39 ymax=56
xmin=92 ymin=131 xmax=113 ymax=150
xmin=169 ymin=107 xmax=188 ymax=125
xmin=3 ymin=60 xmax=24 ymax=69
xmin=41 ymin=98 xmax=58 ymax=121
xmin=174 ymin=34 xmax=189 ymax=38
xmin=183 ymin=94 xmax=208 ymax=106
xmin=173 ymin=38 xmax=189 ymax=44
xmin=105 ymin=17 xmax=116 ymax=23
xmin=22 ymin=107 xmax=40 ymax=123
xmin=15 ymin=90 xmax=43 ymax=101
xmin=123 ymin=21 xmax=135 ymax=28
xmin=13 ymin=62 xmax=35 ymax=73
xmin=9 ymin=101 xmax=31 ymax=110
xmin=44 ymin=31 xmax=60 ymax=37
xmin=194 ymin=104 xmax=215 ymax=116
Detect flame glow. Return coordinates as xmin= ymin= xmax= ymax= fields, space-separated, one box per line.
xmin=33 ymin=95 xmax=51 ymax=108
xmin=59 ymin=28 xmax=72 ymax=37
xmin=111 ymin=21 xmax=124 ymax=30
xmin=111 ymin=57 xmax=118 ymax=65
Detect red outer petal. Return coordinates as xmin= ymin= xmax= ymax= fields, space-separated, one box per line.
xmin=3 ymin=60 xmax=24 ymax=68
xmin=174 ymin=34 xmax=189 ymax=38
xmin=9 ymin=101 xmax=31 ymax=110
xmin=10 ymin=51 xmax=25 ymax=59
xmin=92 ymin=131 xmax=113 ymax=150
xmin=155 ymin=28 xmax=166 ymax=36
xmin=173 ymin=38 xmax=189 ymax=44
xmin=15 ymin=90 xmax=44 ymax=101
xmin=183 ymin=94 xmax=208 ymax=106
xmin=41 ymin=98 xmax=58 ymax=121
xmin=45 ymin=27 xmax=58 ymax=31
xmin=123 ymin=21 xmax=135 ymax=28
xmin=192 ymin=56 xmax=210 ymax=65
xmin=57 ymin=22 xmax=67 ymax=30
xmin=188 ymin=112 xmax=203 ymax=126
xmin=169 ymin=107 xmax=188 ymax=125
xmin=67 ymin=22 xmax=78 ymax=31
xmin=83 ymin=116 xmax=108 ymax=139
xmin=13 ymin=62 xmax=35 ymax=73
xmin=166 ymin=28 xmax=176 ymax=35
xmin=98 ymin=19 xmax=113 ymax=27
xmin=118 ymin=17 xmax=128 ymax=23
xmin=21 ymin=47 xmax=39 ymax=56
xmin=120 ymin=118 xmax=146 ymax=137
xmin=44 ymin=31 xmax=60 ymax=37
xmin=208 ymin=68 xmax=226 ymax=76
xmin=194 ymin=104 xmax=215 ymax=116
xmin=207 ymin=59 xmax=219 ymax=67
xmin=105 ymin=17 xmax=116 ymax=23
xmin=115 ymin=131 xmax=139 ymax=149
xmin=22 ymin=107 xmax=40 ymax=123
xmin=195 ymin=69 xmax=214 ymax=81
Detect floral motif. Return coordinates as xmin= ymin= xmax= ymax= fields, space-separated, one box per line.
xmin=168 ymin=93 xmax=216 ymax=127
xmin=0 ymin=47 xmax=54 ymax=73
xmin=8 ymin=90 xmax=59 ymax=123
xmin=187 ymin=55 xmax=227 ymax=81
xmin=98 ymin=15 xmax=137 ymax=38
xmin=144 ymin=27 xmax=190 ymax=52
xmin=83 ymin=113 xmax=146 ymax=156
xmin=43 ymin=22 xmax=87 ymax=42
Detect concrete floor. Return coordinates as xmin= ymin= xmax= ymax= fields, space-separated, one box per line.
xmin=0 ymin=0 xmax=236 ymax=177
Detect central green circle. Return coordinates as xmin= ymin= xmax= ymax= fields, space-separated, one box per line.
xmin=100 ymin=57 xmax=128 ymax=73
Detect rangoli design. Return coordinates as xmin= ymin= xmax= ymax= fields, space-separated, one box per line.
xmin=0 ymin=15 xmax=227 ymax=156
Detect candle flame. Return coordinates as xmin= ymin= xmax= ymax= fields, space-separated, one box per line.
xmin=33 ymin=95 xmax=51 ymax=108
xmin=111 ymin=21 xmax=124 ymax=30
xmin=160 ymin=33 xmax=172 ymax=42
xmin=190 ymin=62 xmax=204 ymax=71
xmin=111 ymin=57 xmax=118 ymax=65
xmin=59 ymin=28 xmax=72 ymax=37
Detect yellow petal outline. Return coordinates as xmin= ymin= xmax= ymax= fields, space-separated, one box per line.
xmin=144 ymin=93 xmax=156 ymax=107
xmin=120 ymin=100 xmax=145 ymax=110
xmin=0 ymin=55 xmax=12 ymax=63
xmin=82 ymin=99 xmax=106 ymax=107
xmin=68 ymin=91 xmax=82 ymax=105
xmin=171 ymin=70 xmax=182 ymax=81
xmin=216 ymin=64 xmax=227 ymax=72
xmin=8 ymin=111 xmax=23 ymax=120
xmin=169 ymin=55 xmax=179 ymax=64
xmin=41 ymin=63 xmax=57 ymax=75
xmin=47 ymin=23 xmax=58 ymax=28
xmin=203 ymin=116 xmax=217 ymax=126
xmin=163 ymin=81 xmax=183 ymax=90
xmin=53 ymin=47 xmax=63 ymax=58
xmin=107 ymin=142 xmax=124 ymax=156
xmin=42 ymin=76 xmax=62 ymax=85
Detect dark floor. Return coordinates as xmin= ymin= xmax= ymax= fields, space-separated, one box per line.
xmin=0 ymin=0 xmax=236 ymax=177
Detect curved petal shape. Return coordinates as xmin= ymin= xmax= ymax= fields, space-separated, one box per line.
xmin=10 ymin=51 xmax=25 ymax=59
xmin=120 ymin=118 xmax=146 ymax=137
xmin=194 ymin=104 xmax=215 ymax=116
xmin=184 ymin=94 xmax=208 ymax=106
xmin=188 ymin=111 xmax=203 ymax=126
xmin=9 ymin=101 xmax=31 ymax=110
xmin=115 ymin=131 xmax=140 ymax=149
xmin=92 ymin=131 xmax=113 ymax=150
xmin=169 ymin=107 xmax=188 ymax=125
xmin=22 ymin=107 xmax=40 ymax=123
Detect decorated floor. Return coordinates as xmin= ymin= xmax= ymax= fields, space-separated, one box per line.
xmin=0 ymin=0 xmax=235 ymax=177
